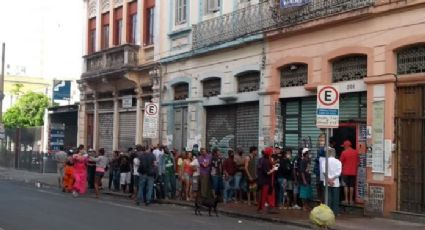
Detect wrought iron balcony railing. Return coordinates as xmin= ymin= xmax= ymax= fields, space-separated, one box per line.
xmin=82 ymin=44 xmax=139 ymax=77
xmin=192 ymin=0 xmax=375 ymax=50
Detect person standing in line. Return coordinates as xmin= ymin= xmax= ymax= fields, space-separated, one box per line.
xmin=210 ymin=148 xmax=223 ymax=198
xmin=109 ymin=151 xmax=121 ymax=191
xmin=257 ymin=147 xmax=278 ymax=213
xmin=131 ymin=145 xmax=142 ymax=200
xmin=233 ymin=148 xmax=245 ymax=202
xmin=244 ymin=146 xmax=258 ymax=206
xmin=191 ymin=149 xmax=201 ymax=199
xmin=87 ymin=149 xmax=97 ymax=190
xmin=62 ymin=153 xmax=74 ymax=193
xmin=223 ymin=149 xmax=237 ymax=204
xmin=128 ymin=147 xmax=136 ymax=195
xmin=315 ymin=147 xmax=326 ymax=203
xmin=136 ymin=146 xmax=156 ymax=206
xmin=321 ymin=147 xmax=342 ymax=215
xmin=90 ymin=148 xmax=109 ymax=198
xmin=182 ymin=151 xmax=193 ymax=201
xmin=291 ymin=148 xmax=303 ymax=210
xmin=275 ymin=147 xmax=286 ymax=208
xmin=299 ymin=148 xmax=313 ymax=211
xmin=72 ymin=149 xmax=88 ymax=198
xmin=119 ymin=152 xmax=131 ymax=193
xmin=163 ymin=147 xmax=176 ymax=199
xmin=153 ymin=145 xmax=165 ymax=199
xmin=340 ymin=140 xmax=359 ymax=205
xmin=281 ymin=148 xmax=294 ymax=209
xmin=54 ymin=146 xmax=67 ymax=189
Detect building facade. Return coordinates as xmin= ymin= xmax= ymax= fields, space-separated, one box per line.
xmin=155 ymin=0 xmax=425 ymax=216
xmin=78 ymin=0 xmax=160 ymax=154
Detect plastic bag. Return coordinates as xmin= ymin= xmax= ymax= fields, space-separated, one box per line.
xmin=309 ymin=204 xmax=336 ymax=227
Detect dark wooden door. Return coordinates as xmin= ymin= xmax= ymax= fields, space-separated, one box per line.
xmin=397 ymin=86 xmax=425 ymax=213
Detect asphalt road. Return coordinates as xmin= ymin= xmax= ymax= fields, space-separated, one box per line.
xmin=0 ymin=180 xmax=304 ymax=230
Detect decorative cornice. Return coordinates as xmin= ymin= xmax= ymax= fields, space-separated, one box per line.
xmin=88 ymin=0 xmax=97 ymax=18
xmin=101 ymin=0 xmax=110 ymax=13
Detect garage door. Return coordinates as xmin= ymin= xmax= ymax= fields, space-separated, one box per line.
xmin=119 ymin=111 xmax=136 ymax=151
xmin=173 ymin=107 xmax=188 ymax=152
xmin=99 ymin=113 xmax=113 ymax=156
xmin=206 ymin=102 xmax=259 ymax=155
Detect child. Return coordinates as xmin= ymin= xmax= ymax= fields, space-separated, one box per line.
xmin=62 ymin=159 xmax=75 ymax=193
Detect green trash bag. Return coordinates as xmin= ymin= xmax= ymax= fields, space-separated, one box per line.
xmin=310 ymin=204 xmax=336 ymax=227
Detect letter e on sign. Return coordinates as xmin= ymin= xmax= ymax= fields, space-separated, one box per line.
xmin=145 ymin=103 xmax=158 ymax=116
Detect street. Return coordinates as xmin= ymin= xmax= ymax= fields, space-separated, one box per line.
xmin=0 ymin=179 xmax=303 ymax=230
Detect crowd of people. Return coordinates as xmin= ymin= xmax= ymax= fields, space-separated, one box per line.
xmin=54 ymin=138 xmax=359 ymax=216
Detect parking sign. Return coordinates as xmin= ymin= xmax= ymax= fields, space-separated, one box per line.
xmin=316 ymin=85 xmax=340 ymax=128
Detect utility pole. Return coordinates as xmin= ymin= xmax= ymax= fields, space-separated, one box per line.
xmin=0 ymin=42 xmax=5 ymax=120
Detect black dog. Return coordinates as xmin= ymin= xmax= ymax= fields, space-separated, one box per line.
xmin=194 ymin=195 xmax=219 ymax=216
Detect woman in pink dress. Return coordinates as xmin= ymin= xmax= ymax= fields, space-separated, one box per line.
xmin=72 ymin=152 xmax=88 ymax=197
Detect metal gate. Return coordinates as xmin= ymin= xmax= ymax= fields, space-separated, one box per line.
xmin=206 ymin=102 xmax=259 ymax=155
xmin=173 ymin=107 xmax=188 ymax=152
xmin=397 ymin=86 xmax=425 ymax=213
xmin=99 ymin=113 xmax=114 ymax=155
xmin=119 ymin=111 xmax=136 ymax=151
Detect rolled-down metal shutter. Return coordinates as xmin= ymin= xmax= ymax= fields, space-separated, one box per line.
xmin=283 ymin=100 xmax=301 ymax=150
xmin=173 ymin=107 xmax=188 ymax=152
xmin=340 ymin=92 xmax=367 ymax=122
xmin=236 ymin=102 xmax=259 ymax=153
xmin=99 ymin=113 xmax=113 ymax=156
xmin=206 ymin=105 xmax=236 ymax=155
xmin=119 ymin=111 xmax=136 ymax=151
xmin=301 ymin=97 xmax=321 ymax=152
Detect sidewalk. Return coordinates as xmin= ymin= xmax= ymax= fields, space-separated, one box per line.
xmin=1 ymin=166 xmax=424 ymax=230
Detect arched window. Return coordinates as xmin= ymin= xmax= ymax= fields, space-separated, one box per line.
xmin=237 ymin=71 xmax=260 ymax=93
xmin=203 ymin=78 xmax=221 ymax=97
xmin=174 ymin=83 xmax=189 ymax=100
xmin=332 ymin=55 xmax=367 ymax=83
xmin=397 ymin=44 xmax=425 ymax=75
xmin=280 ymin=63 xmax=308 ymax=87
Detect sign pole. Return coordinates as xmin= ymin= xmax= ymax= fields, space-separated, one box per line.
xmin=324 ymin=128 xmax=329 ymax=205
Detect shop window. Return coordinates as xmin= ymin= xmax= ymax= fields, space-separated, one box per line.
xmin=203 ymin=78 xmax=221 ymax=97
xmin=174 ymin=83 xmax=189 ymax=100
xmin=237 ymin=71 xmax=260 ymax=93
xmin=280 ymin=63 xmax=308 ymax=87
xmin=332 ymin=55 xmax=367 ymax=83
xmin=397 ymin=44 xmax=425 ymax=75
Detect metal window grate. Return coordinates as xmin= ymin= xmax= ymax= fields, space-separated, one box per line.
xmin=203 ymin=78 xmax=221 ymax=97
xmin=174 ymin=83 xmax=189 ymax=100
xmin=397 ymin=44 xmax=425 ymax=75
xmin=332 ymin=55 xmax=367 ymax=83
xmin=280 ymin=63 xmax=308 ymax=87
xmin=237 ymin=72 xmax=260 ymax=93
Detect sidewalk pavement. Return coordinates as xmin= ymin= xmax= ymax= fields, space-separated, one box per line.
xmin=2 ymin=166 xmax=425 ymax=230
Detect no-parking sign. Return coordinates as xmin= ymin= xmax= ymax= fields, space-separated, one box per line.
xmin=143 ymin=102 xmax=159 ymax=138
xmin=316 ymin=85 xmax=340 ymax=128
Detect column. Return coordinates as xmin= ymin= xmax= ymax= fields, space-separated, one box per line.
xmin=93 ymin=99 xmax=99 ymax=150
xmin=77 ymin=102 xmax=87 ymax=147
xmin=112 ymin=96 xmax=120 ymax=151
xmin=135 ymin=92 xmax=143 ymax=145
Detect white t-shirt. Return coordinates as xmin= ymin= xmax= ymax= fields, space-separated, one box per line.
xmin=153 ymin=149 xmax=164 ymax=162
xmin=320 ymin=157 xmax=342 ymax=187
xmin=190 ymin=158 xmax=200 ymax=177
xmin=133 ymin=157 xmax=140 ymax=176
xmin=319 ymin=157 xmax=326 ymax=182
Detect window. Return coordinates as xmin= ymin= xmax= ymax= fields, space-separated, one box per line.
xmin=174 ymin=83 xmax=189 ymax=100
xmin=206 ymin=0 xmax=220 ymax=14
xmin=332 ymin=55 xmax=367 ymax=83
xmin=397 ymin=44 xmax=425 ymax=75
xmin=102 ymin=25 xmax=109 ymax=49
xmin=280 ymin=63 xmax=308 ymax=87
xmin=129 ymin=14 xmax=138 ymax=44
xmin=203 ymin=78 xmax=221 ymax=97
xmin=145 ymin=7 xmax=155 ymax=46
xmin=175 ymin=0 xmax=187 ymax=25
xmin=127 ymin=1 xmax=138 ymax=44
xmin=88 ymin=18 xmax=96 ymax=54
xmin=101 ymin=13 xmax=110 ymax=49
xmin=237 ymin=71 xmax=260 ymax=93
xmin=114 ymin=7 xmax=123 ymax=45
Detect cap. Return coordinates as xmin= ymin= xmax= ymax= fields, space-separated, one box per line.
xmin=302 ymin=148 xmax=310 ymax=154
xmin=264 ymin=147 xmax=273 ymax=156
xmin=341 ymin=140 xmax=352 ymax=147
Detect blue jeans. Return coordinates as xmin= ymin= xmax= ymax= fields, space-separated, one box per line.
xmin=164 ymin=173 xmax=176 ymax=199
xmin=112 ymin=169 xmax=120 ymax=191
xmin=211 ymin=175 xmax=223 ymax=196
xmin=223 ymin=176 xmax=235 ymax=202
xmin=234 ymin=172 xmax=243 ymax=190
xmin=277 ymin=177 xmax=284 ymax=206
xmin=138 ymin=174 xmax=154 ymax=204
xmin=328 ymin=187 xmax=340 ymax=215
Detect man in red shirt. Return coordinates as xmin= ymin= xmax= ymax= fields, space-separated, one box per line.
xmin=340 ymin=140 xmax=359 ymax=205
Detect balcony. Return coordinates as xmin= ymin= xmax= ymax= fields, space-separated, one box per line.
xmin=82 ymin=44 xmax=139 ymax=78
xmin=192 ymin=0 xmax=375 ymax=50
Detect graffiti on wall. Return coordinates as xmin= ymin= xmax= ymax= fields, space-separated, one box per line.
xmin=209 ymin=134 xmax=235 ymax=157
